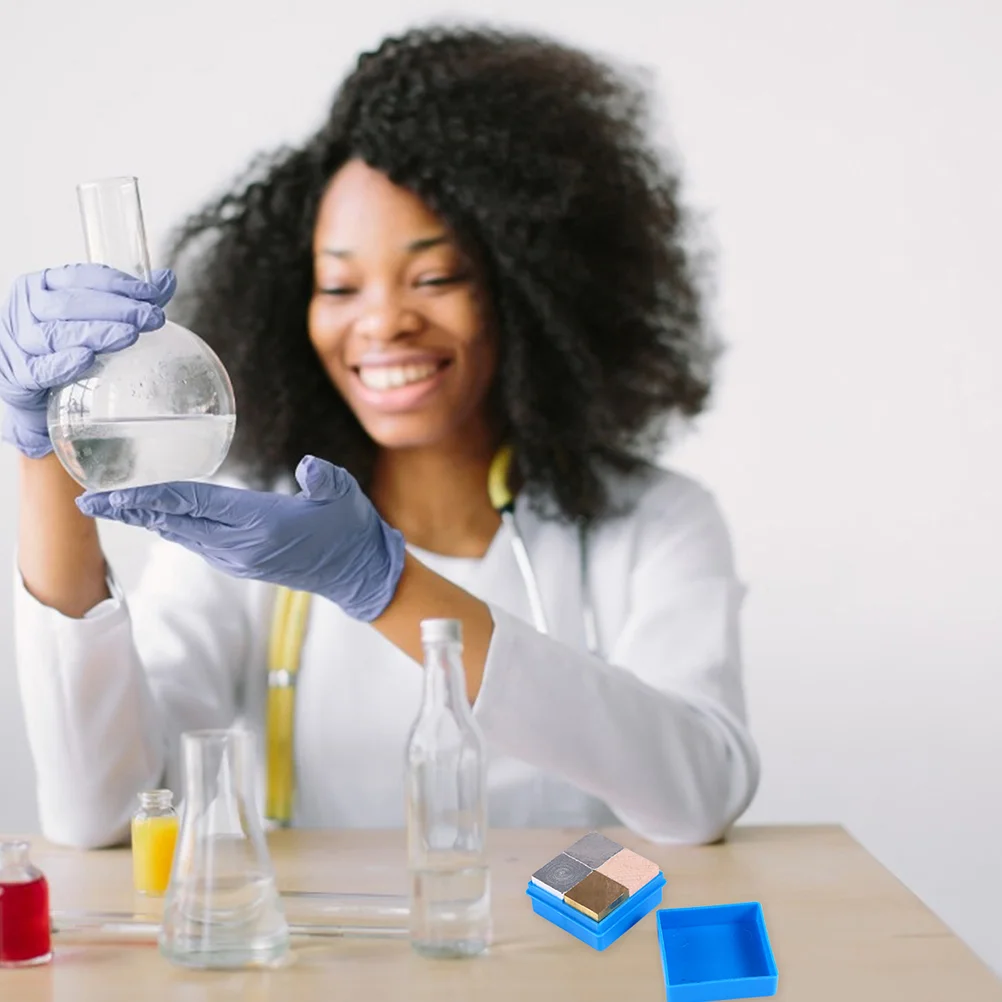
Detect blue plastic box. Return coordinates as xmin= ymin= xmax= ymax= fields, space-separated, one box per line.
xmin=525 ymin=871 xmax=666 ymax=950
xmin=656 ymin=902 xmax=778 ymax=1001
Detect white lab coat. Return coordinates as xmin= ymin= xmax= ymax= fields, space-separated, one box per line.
xmin=14 ymin=463 xmax=759 ymax=850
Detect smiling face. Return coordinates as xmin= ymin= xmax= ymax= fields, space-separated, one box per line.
xmin=308 ymin=160 xmax=498 ymax=453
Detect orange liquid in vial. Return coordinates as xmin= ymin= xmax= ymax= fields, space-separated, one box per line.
xmin=131 ymin=815 xmax=179 ymax=896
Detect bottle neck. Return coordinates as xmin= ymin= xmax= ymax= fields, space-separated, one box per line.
xmin=0 ymin=840 xmax=39 ymax=884
xmin=0 ymin=841 xmax=29 ymax=871
xmin=421 ymin=640 xmax=470 ymax=713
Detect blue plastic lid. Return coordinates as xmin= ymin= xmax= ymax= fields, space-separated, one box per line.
xmin=655 ymin=901 xmax=778 ymax=1001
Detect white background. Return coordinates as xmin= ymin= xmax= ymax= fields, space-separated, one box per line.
xmin=1 ymin=0 xmax=999 ymax=977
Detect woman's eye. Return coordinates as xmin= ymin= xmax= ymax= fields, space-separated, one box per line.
xmin=317 ymin=286 xmax=356 ymax=297
xmin=416 ymin=274 xmax=467 ymax=288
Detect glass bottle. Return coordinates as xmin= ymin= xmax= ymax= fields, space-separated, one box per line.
xmin=0 ymin=841 xmax=52 ymax=967
xmin=405 ymin=618 xmax=491 ymax=957
xmin=46 ymin=176 xmax=236 ymax=491
xmin=160 ymin=729 xmax=289 ymax=969
xmin=131 ymin=789 xmax=180 ymax=896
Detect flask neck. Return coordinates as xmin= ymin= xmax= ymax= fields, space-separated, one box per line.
xmin=420 ymin=641 xmax=470 ymax=713
xmin=77 ymin=176 xmax=153 ymax=282
xmin=179 ymin=729 xmax=259 ymax=838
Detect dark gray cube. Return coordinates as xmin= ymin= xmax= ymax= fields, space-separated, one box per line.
xmin=531 ymin=852 xmax=592 ymax=898
xmin=564 ymin=831 xmax=622 ymax=868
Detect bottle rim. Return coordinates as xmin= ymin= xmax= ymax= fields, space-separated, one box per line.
xmin=420 ymin=618 xmax=463 ymax=645
xmin=137 ymin=789 xmax=174 ymax=810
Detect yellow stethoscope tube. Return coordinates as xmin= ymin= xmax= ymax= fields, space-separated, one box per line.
xmin=264 ymin=447 xmax=587 ymax=826
xmin=265 ymin=586 xmax=311 ymax=825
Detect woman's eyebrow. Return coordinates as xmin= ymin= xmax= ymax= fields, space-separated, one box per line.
xmin=405 ymin=234 xmax=448 ymax=253
xmin=319 ymin=234 xmax=450 ymax=258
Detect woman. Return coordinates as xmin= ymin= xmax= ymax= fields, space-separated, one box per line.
xmin=2 ymin=26 xmax=758 ymax=849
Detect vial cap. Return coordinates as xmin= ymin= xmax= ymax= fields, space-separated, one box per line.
xmin=420 ymin=618 xmax=462 ymax=645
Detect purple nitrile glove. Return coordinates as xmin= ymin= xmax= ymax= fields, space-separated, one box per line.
xmin=76 ymin=455 xmax=407 ymax=623
xmin=0 ymin=264 xmax=176 ymax=458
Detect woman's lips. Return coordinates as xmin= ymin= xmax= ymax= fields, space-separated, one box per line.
xmin=349 ymin=359 xmax=451 ymax=413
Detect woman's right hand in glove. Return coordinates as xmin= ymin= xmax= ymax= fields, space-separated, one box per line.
xmin=0 ymin=264 xmax=176 ymax=459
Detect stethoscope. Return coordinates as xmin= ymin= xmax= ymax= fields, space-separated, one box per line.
xmin=264 ymin=446 xmax=597 ymax=825
xmin=486 ymin=445 xmax=598 ymax=656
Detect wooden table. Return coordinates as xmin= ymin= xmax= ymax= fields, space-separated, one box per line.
xmin=2 ymin=825 xmax=999 ymax=1001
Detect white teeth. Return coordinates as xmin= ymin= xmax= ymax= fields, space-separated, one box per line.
xmin=358 ymin=363 xmax=440 ymax=391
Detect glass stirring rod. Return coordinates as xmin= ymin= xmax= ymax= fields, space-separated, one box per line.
xmin=52 ymin=891 xmax=410 ymax=943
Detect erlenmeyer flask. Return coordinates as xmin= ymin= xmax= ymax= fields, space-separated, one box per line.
xmin=160 ymin=729 xmax=289 ymax=969
xmin=46 ymin=176 xmax=236 ymax=491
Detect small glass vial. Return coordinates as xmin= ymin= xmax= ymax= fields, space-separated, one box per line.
xmin=405 ymin=619 xmax=491 ymax=957
xmin=132 ymin=789 xmax=180 ymax=896
xmin=0 ymin=840 xmax=52 ymax=967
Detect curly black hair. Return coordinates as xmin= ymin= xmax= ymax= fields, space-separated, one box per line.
xmin=167 ymin=24 xmax=716 ymax=525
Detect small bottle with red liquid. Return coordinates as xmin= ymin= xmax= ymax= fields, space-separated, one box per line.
xmin=0 ymin=840 xmax=52 ymax=967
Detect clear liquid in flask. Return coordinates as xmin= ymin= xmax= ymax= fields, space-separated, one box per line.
xmin=162 ymin=869 xmax=288 ymax=969
xmin=51 ymin=413 xmax=235 ymax=492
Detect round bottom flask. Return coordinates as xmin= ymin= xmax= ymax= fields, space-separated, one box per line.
xmin=47 ymin=177 xmax=236 ymax=492
xmin=47 ymin=320 xmax=235 ymax=492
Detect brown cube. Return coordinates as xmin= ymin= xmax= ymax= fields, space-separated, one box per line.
xmin=563 ymin=870 xmax=628 ymax=921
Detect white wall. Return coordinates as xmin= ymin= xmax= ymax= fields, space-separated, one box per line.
xmin=1 ymin=0 xmax=999 ymax=977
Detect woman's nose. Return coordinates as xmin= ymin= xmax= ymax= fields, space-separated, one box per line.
xmin=354 ymin=289 xmax=422 ymax=343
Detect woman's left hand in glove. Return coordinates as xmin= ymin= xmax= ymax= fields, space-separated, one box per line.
xmin=76 ymin=454 xmax=406 ymax=622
